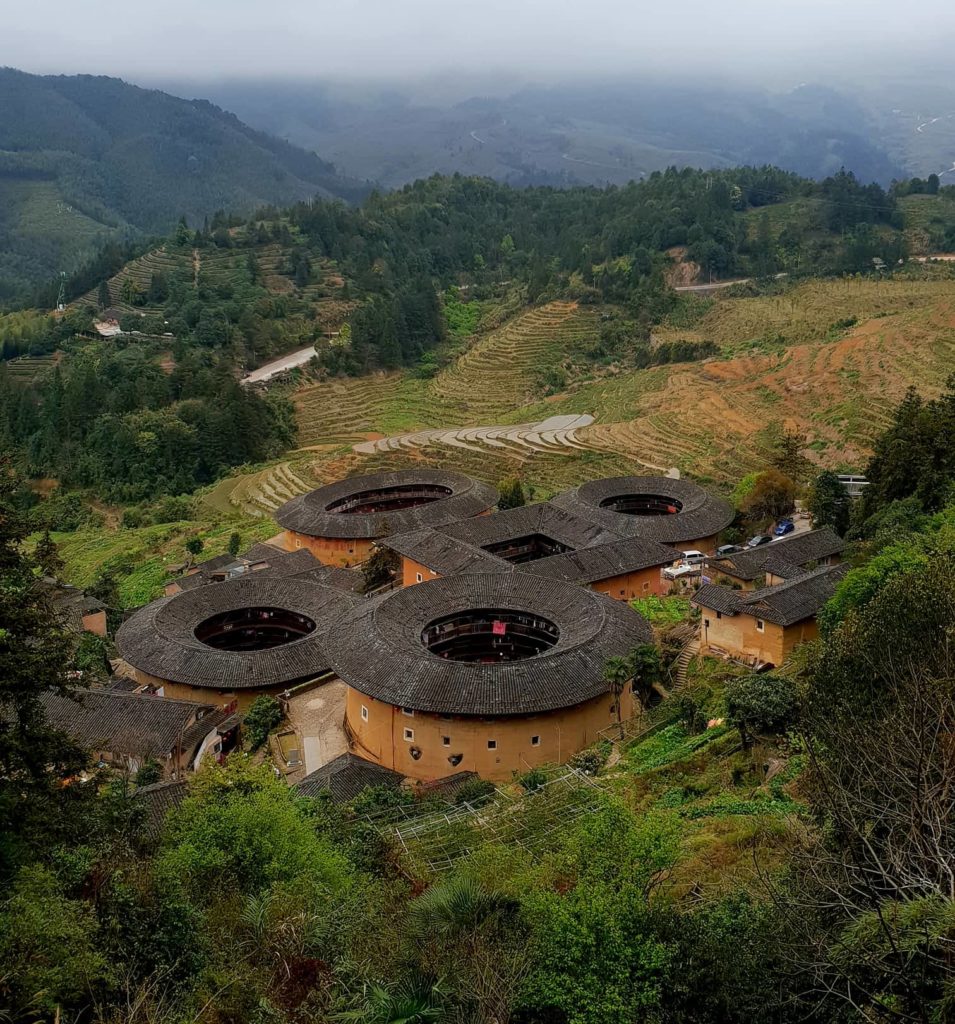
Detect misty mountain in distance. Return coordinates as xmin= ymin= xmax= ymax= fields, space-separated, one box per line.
xmin=158 ymin=74 xmax=917 ymax=190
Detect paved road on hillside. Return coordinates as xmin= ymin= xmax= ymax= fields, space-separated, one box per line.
xmin=242 ymin=344 xmax=316 ymax=384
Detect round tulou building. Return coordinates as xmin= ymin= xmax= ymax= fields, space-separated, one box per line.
xmin=551 ymin=475 xmax=734 ymax=552
xmin=116 ymin=575 xmax=361 ymax=711
xmin=322 ymin=572 xmax=654 ymax=781
xmin=274 ymin=468 xmax=499 ymax=567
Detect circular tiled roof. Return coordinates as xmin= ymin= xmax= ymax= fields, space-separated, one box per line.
xmin=116 ymin=577 xmax=360 ymax=689
xmin=323 ymin=573 xmax=653 ymax=716
xmin=274 ymin=469 xmax=499 ymax=540
xmin=550 ymin=476 xmax=734 ymax=544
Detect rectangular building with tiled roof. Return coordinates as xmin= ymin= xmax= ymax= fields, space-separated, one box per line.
xmin=40 ymin=688 xmax=237 ymax=778
xmin=693 ymin=563 xmax=849 ymax=668
xmin=704 ymin=528 xmax=845 ymax=590
xmin=382 ymin=501 xmax=678 ymax=599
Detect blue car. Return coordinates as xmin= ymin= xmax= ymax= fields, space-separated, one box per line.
xmin=773 ymin=519 xmax=795 ymax=537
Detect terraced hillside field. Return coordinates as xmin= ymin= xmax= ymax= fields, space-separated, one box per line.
xmin=294 ymin=301 xmax=597 ymax=446
xmin=292 ymin=277 xmax=955 ymax=490
xmin=73 ymin=239 xmax=350 ymax=320
xmin=516 ymin=278 xmax=955 ymax=482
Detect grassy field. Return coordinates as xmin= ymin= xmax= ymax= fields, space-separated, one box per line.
xmin=53 ymin=515 xmax=277 ymax=608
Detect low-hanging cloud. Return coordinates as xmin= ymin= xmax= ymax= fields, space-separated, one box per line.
xmin=2 ymin=0 xmax=952 ymax=83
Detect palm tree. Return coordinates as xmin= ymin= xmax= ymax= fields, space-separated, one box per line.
xmin=629 ymin=643 xmax=663 ymax=708
xmin=333 ymin=977 xmax=447 ymax=1024
xmin=407 ymin=875 xmax=518 ymax=944
xmin=405 ymin=877 xmax=526 ymax=1024
xmin=603 ymin=655 xmax=632 ymax=739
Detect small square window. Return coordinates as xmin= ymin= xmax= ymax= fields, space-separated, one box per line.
xmin=642 ymin=581 xmax=649 ymax=591
xmin=716 ymin=610 xmax=722 ymax=620
xmin=360 ymin=705 xmax=369 ymax=721
xmin=487 ymin=739 xmax=497 ymax=750
xmin=403 ymin=727 xmax=414 ymax=742
xmin=429 ymin=569 xmax=437 ymax=577
xmin=619 ymin=588 xmax=625 ymax=596
xmin=704 ymin=618 xmax=710 ymax=629
xmin=756 ymin=619 xmax=765 ymax=633
xmin=442 ymin=736 xmax=451 ymax=746
xmin=402 ymin=708 xmax=415 ymax=717
xmin=295 ymin=539 xmax=302 ymax=549
xmin=531 ymin=735 xmax=541 ymax=747
xmin=415 ymin=572 xmax=423 ymax=583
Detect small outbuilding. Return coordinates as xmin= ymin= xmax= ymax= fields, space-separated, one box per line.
xmin=296 ymin=752 xmax=404 ymax=803
xmin=704 ymin=528 xmax=845 ymax=590
xmin=40 ymin=688 xmax=236 ymax=777
xmin=165 ymin=544 xmax=362 ymax=596
xmin=37 ymin=578 xmax=107 ymax=636
xmin=693 ymin=563 xmax=849 ymax=669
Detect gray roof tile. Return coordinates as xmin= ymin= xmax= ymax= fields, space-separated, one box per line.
xmin=296 ymin=753 xmax=403 ymax=802
xmin=41 ymin=688 xmax=216 ymax=758
xmin=705 ymin=528 xmax=845 ymax=581
xmin=694 ymin=563 xmax=849 ymax=627
xmin=117 ymin=576 xmax=360 ymax=689
xmin=551 ymin=476 xmax=734 ymax=544
xmin=274 ymin=469 xmax=498 ymax=539
xmin=323 ymin=573 xmax=653 ymax=716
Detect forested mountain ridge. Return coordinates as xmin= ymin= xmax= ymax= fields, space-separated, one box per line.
xmin=0 ymin=67 xmax=367 ymax=302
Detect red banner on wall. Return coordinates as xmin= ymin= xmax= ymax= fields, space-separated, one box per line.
xmin=492 ymin=620 xmax=507 ymax=635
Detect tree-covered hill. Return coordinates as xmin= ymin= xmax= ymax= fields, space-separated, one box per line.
xmin=4 ymin=164 xmax=955 ymax=505
xmin=0 ymin=68 xmax=367 ymax=302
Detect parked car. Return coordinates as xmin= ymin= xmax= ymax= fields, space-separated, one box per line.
xmin=773 ymin=518 xmax=795 ymax=537
xmin=662 ymin=550 xmax=705 ymax=580
xmin=746 ymin=534 xmax=772 ymax=548
xmin=715 ymin=543 xmax=743 ymax=557
xmin=663 ymin=561 xmax=702 ymax=581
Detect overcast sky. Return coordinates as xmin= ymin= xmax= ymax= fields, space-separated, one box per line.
xmin=3 ymin=0 xmax=952 ymax=83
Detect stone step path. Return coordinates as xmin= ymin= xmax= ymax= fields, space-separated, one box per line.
xmin=352 ymin=413 xmax=595 ymax=458
xmin=673 ymin=637 xmax=701 ymax=689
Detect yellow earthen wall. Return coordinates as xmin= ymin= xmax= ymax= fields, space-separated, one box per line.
xmin=590 ymin=565 xmax=666 ymax=600
xmin=280 ymin=530 xmax=374 ymax=567
xmin=82 ymin=610 xmax=108 ymax=636
xmin=345 ymin=685 xmax=632 ymax=782
xmin=401 ymin=556 xmax=442 ymax=587
xmin=121 ymin=666 xmax=286 ymax=714
xmin=699 ymin=613 xmax=818 ymax=667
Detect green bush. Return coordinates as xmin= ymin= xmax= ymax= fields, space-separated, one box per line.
xmin=725 ymin=674 xmax=798 ymax=748
xmin=452 ymin=777 xmax=496 ymax=806
xmin=569 ymin=742 xmax=611 ymax=776
xmin=243 ymin=695 xmax=283 ymax=750
xmin=517 ymin=767 xmax=548 ymax=792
